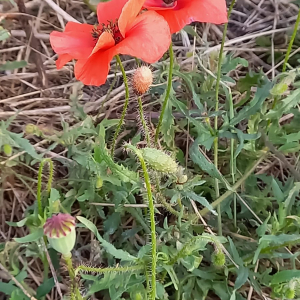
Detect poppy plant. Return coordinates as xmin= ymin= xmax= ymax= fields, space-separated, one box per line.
xmin=50 ymin=0 xmax=171 ymax=86
xmin=143 ymin=0 xmax=228 ymax=34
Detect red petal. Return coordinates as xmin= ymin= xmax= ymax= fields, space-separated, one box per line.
xmin=116 ymin=11 xmax=170 ymax=63
xmin=97 ymin=0 xmax=128 ymax=25
xmin=74 ymin=48 xmax=116 ymax=86
xmin=50 ymin=23 xmax=95 ymax=59
xmin=118 ymin=0 xmax=145 ymax=37
xmin=91 ymin=31 xmax=115 ymax=55
xmin=155 ymin=0 xmax=228 ymax=33
xmin=56 ymin=54 xmax=73 ymax=69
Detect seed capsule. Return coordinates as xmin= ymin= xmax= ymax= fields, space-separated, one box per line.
xmin=132 ymin=66 xmax=153 ymax=95
xmin=44 ymin=213 xmax=76 ymax=256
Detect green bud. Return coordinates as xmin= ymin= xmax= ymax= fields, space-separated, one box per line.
xmin=24 ymin=124 xmax=36 ymax=134
xmin=3 ymin=144 xmax=12 ymax=156
xmin=44 ymin=213 xmax=76 ymax=256
xmin=96 ymin=177 xmax=103 ymax=189
xmin=285 ymin=288 xmax=295 ymax=299
xmin=212 ymin=250 xmax=225 ymax=267
xmin=134 ymin=292 xmax=143 ymax=300
xmin=141 ymin=148 xmax=178 ymax=174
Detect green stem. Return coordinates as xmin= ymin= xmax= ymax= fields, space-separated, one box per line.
xmin=75 ymin=264 xmax=143 ymax=276
xmin=155 ymin=43 xmax=174 ymax=143
xmin=200 ymin=151 xmax=267 ymax=216
xmin=282 ymin=8 xmax=300 ymax=72
xmin=63 ymin=254 xmax=75 ymax=281
xmin=125 ymin=144 xmax=157 ymax=299
xmin=214 ymin=0 xmax=236 ymax=236
xmin=137 ymin=96 xmax=151 ymax=146
xmin=111 ymin=55 xmax=130 ymax=157
xmin=140 ymin=160 xmax=157 ymax=300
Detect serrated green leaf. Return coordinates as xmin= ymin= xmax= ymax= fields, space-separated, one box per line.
xmin=228 ymin=237 xmax=244 ymax=266
xmin=36 ymin=277 xmax=56 ymax=298
xmin=0 ymin=27 xmax=11 ymax=41
xmin=77 ymin=216 xmax=136 ymax=261
xmin=271 ymin=270 xmax=300 ymax=284
xmin=6 ymin=217 xmax=27 ymax=227
xmin=234 ymin=266 xmax=249 ymax=290
xmin=222 ymin=55 xmax=248 ymax=73
xmin=160 ymin=91 xmax=175 ymax=148
xmin=182 ymin=191 xmax=216 ymax=215
xmin=104 ymin=212 xmax=121 ymax=235
xmin=230 ymin=80 xmax=272 ymax=126
xmin=0 ymin=61 xmax=27 ymax=71
xmin=189 ymin=138 xmax=224 ymax=183
xmin=8 ymin=132 xmax=41 ymax=160
xmin=14 ymin=228 xmax=43 ymax=243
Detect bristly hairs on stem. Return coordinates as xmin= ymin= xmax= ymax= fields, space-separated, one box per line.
xmin=124 ymin=143 xmax=157 ymax=300
xmin=74 ymin=264 xmax=144 ymax=277
xmin=111 ymin=55 xmax=130 ymax=157
xmin=155 ymin=43 xmax=174 ymax=143
xmin=37 ymin=158 xmax=54 ymax=217
xmin=214 ymin=0 xmax=236 ymax=236
xmin=137 ymin=96 xmax=152 ymax=147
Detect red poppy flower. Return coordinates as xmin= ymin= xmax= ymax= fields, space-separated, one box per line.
xmin=50 ymin=0 xmax=171 ymax=86
xmin=143 ymin=0 xmax=228 ymax=34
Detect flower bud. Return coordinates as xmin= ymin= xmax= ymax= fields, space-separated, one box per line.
xmin=95 ymin=176 xmax=103 ymax=189
xmin=24 ymin=124 xmax=36 ymax=134
xmin=132 ymin=66 xmax=153 ymax=95
xmin=285 ymin=288 xmax=295 ymax=299
xmin=44 ymin=213 xmax=76 ymax=256
xmin=142 ymin=148 xmax=178 ymax=174
xmin=3 ymin=144 xmax=12 ymax=156
xmin=211 ymin=250 xmax=225 ymax=267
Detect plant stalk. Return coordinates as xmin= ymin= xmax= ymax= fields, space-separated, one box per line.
xmin=214 ymin=0 xmax=236 ymax=235
xmin=155 ymin=43 xmax=174 ymax=143
xmin=137 ymin=96 xmax=151 ymax=146
xmin=111 ymin=55 xmax=130 ymax=156
xmin=282 ymin=8 xmax=300 ymax=72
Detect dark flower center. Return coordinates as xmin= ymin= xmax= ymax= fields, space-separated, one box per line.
xmin=91 ymin=20 xmax=123 ymax=45
xmin=163 ymin=0 xmax=175 ymax=4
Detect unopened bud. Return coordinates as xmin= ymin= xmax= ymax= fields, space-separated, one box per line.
xmin=24 ymin=124 xmax=36 ymax=134
xmin=211 ymin=250 xmax=225 ymax=267
xmin=142 ymin=148 xmax=178 ymax=174
xmin=44 ymin=213 xmax=76 ymax=256
xmin=3 ymin=144 xmax=12 ymax=156
xmin=132 ymin=66 xmax=153 ymax=95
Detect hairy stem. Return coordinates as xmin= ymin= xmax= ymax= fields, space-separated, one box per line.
xmin=137 ymin=96 xmax=151 ymax=146
xmin=125 ymin=144 xmax=157 ymax=299
xmin=282 ymin=9 xmax=300 ymax=72
xmin=75 ymin=264 xmax=144 ymax=276
xmin=37 ymin=158 xmax=54 ymax=217
xmin=214 ymin=0 xmax=236 ymax=236
xmin=111 ymin=55 xmax=130 ymax=156
xmin=155 ymin=43 xmax=174 ymax=143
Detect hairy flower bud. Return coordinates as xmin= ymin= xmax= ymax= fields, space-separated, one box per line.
xmin=285 ymin=288 xmax=295 ymax=299
xmin=96 ymin=176 xmax=103 ymax=189
xmin=141 ymin=148 xmax=178 ymax=174
xmin=211 ymin=250 xmax=225 ymax=267
xmin=132 ymin=66 xmax=153 ymax=95
xmin=44 ymin=213 xmax=76 ymax=256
